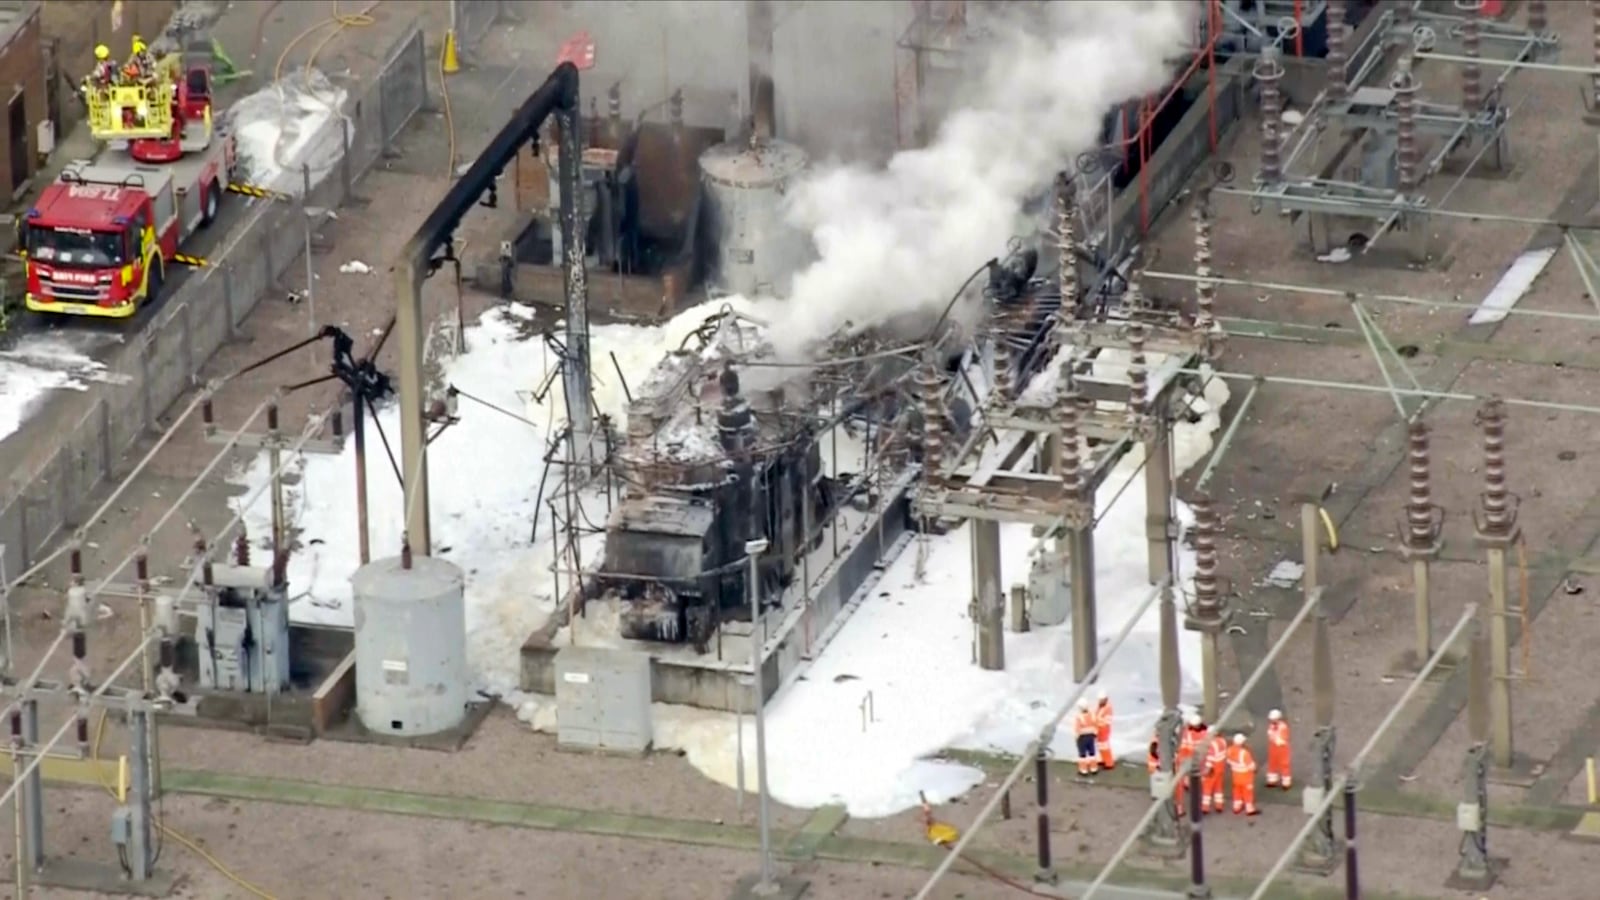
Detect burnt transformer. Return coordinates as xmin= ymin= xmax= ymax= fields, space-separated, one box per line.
xmin=599 ymin=314 xmax=829 ymax=649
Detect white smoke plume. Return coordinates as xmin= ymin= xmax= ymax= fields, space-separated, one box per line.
xmin=764 ymin=1 xmax=1196 ymax=358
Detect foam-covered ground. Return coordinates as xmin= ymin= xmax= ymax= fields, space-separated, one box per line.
xmin=0 ymin=335 xmax=119 ymax=441
xmin=233 ymin=300 xmax=1228 ymax=818
xmin=227 ymin=70 xmax=350 ymax=197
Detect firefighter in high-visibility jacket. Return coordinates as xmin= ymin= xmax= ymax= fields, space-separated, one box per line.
xmin=1266 ymin=708 xmax=1293 ymax=789
xmin=1228 ymin=734 xmax=1259 ymax=815
xmin=1201 ymin=726 xmax=1229 ymax=814
xmin=1094 ymin=689 xmax=1116 ymax=771
xmin=1073 ymin=698 xmax=1100 ymax=776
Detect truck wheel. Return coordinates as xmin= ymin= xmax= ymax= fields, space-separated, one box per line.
xmin=145 ymin=261 xmax=164 ymax=306
xmin=201 ymin=180 xmax=221 ymax=227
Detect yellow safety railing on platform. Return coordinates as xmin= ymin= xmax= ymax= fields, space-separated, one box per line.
xmin=87 ymin=80 xmax=177 ymax=142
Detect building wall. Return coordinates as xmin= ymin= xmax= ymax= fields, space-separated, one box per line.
xmin=0 ymin=3 xmax=46 ymax=198
xmin=40 ymin=0 xmax=179 ymax=131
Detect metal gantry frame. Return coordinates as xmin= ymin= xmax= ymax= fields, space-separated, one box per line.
xmin=1238 ymin=0 xmax=1567 ymax=261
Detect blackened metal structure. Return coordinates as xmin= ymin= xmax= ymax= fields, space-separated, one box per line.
xmin=395 ymin=62 xmax=587 ymax=554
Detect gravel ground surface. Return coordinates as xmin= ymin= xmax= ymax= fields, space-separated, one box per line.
xmin=6 ymin=3 xmax=1600 ymax=900
xmin=0 ymin=791 xmax=1013 ymax=900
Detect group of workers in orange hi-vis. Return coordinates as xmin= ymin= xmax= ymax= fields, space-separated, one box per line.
xmin=1147 ymin=708 xmax=1294 ymax=818
xmin=1071 ymin=689 xmax=1117 ymax=776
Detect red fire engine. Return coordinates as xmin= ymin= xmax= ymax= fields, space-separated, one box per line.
xmin=23 ymin=46 xmax=237 ymax=319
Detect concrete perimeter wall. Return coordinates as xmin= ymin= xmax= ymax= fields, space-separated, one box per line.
xmin=0 ymin=24 xmax=430 ymax=578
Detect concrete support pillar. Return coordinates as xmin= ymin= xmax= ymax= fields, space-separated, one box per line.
xmin=20 ymin=701 xmax=42 ymax=874
xmin=1144 ymin=414 xmax=1174 ymax=587
xmin=1473 ymin=398 xmax=1517 ymax=769
xmin=128 ymin=709 xmax=154 ymax=882
xmin=1068 ymin=526 xmax=1097 ymax=682
xmin=972 ymin=519 xmax=1006 ymax=671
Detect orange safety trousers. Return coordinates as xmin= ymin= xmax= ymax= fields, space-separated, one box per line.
xmin=1201 ymin=740 xmax=1227 ymax=813
xmin=1228 ymin=745 xmax=1258 ymax=815
xmin=1266 ymin=721 xmax=1293 ymax=788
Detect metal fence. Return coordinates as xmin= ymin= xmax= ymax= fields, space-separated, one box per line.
xmin=452 ymin=0 xmax=504 ymax=57
xmin=0 ymin=25 xmax=429 ymax=578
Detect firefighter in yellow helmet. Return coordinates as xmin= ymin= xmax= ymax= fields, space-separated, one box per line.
xmin=126 ymin=35 xmax=154 ymax=82
xmin=91 ymin=44 xmax=117 ymax=86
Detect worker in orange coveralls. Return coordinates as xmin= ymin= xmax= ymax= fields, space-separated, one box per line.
xmin=1072 ymin=698 xmax=1100 ymax=776
xmin=1201 ymin=726 xmax=1229 ymax=814
xmin=1174 ymin=712 xmax=1204 ymax=812
xmin=1266 ymin=708 xmax=1293 ymax=789
xmin=1228 ymin=734 xmax=1259 ymax=816
xmin=1095 ymin=689 xmax=1116 ymax=771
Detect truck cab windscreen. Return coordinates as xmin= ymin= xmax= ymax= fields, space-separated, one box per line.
xmin=27 ymin=228 xmax=126 ymax=268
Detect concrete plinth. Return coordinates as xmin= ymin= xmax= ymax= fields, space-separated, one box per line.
xmin=730 ymin=873 xmax=809 ymax=900
xmin=31 ymin=858 xmax=177 ymax=897
xmin=1290 ymin=840 xmax=1343 ymax=877
xmin=320 ymin=699 xmax=494 ymax=752
xmin=1445 ymin=857 xmax=1505 ymax=892
xmin=1385 ymin=648 xmax=1459 ymax=681
xmin=1486 ymin=753 xmax=1546 ymax=788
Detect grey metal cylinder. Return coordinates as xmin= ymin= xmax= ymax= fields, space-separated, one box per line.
xmin=699 ymin=138 xmax=812 ymax=298
xmin=352 ymin=555 xmax=470 ymax=737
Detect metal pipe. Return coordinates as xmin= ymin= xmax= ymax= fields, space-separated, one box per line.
xmin=1034 ymin=747 xmax=1053 ymax=881
xmin=1080 ymin=356 xmax=1600 ymax=419
xmin=1412 ymin=50 xmax=1600 ymax=75
xmin=913 ymin=577 xmax=1171 ymax=900
xmin=1246 ymin=606 xmax=1478 ymax=900
xmin=1082 ymin=587 xmax=1325 ymax=899
xmin=1187 ymin=766 xmax=1208 ymax=897
xmin=748 ymin=540 xmax=774 ymax=892
xmin=1143 ymin=269 xmax=1600 ymax=325
xmin=354 ymin=396 xmax=371 ymax=565
xmin=1344 ymin=781 xmax=1359 ymax=900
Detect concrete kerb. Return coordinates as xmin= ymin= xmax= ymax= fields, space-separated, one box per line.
xmin=0 ymin=22 xmax=430 ymax=581
xmin=147 ymin=769 xmax=1437 ymax=900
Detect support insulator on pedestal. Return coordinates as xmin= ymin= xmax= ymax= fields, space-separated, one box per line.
xmin=1193 ymin=202 xmax=1216 ymax=332
xmin=992 ymin=305 xmax=1015 ymax=402
xmin=918 ymin=364 xmax=946 ymax=472
xmin=1327 ymin=0 xmax=1349 ymax=103
xmin=1478 ymin=398 xmax=1512 ymax=533
xmin=1528 ymin=0 xmax=1547 ymax=33
xmin=1461 ymin=3 xmax=1484 ymax=115
xmin=1127 ymin=323 xmax=1150 ymax=426
xmin=1591 ymin=0 xmax=1600 ymax=110
xmin=1055 ymin=172 xmax=1078 ymax=334
xmin=1192 ymin=496 xmax=1222 ymax=616
xmin=1394 ymin=57 xmax=1421 ymax=194
xmin=234 ymin=530 xmax=251 ymax=566
xmin=1406 ymin=420 xmax=1438 ymax=547
xmin=1255 ymin=46 xmax=1285 ymax=185
xmin=1057 ymin=374 xmax=1084 ymax=503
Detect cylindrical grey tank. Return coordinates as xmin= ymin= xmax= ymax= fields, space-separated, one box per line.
xmin=351 ymin=555 xmax=469 ymax=737
xmin=699 ymin=138 xmax=812 ymax=298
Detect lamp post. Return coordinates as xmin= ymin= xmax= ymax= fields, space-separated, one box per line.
xmin=746 ymin=536 xmax=775 ymax=895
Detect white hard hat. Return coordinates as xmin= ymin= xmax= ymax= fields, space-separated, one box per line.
xmin=1185 ymin=712 xmax=1202 ymax=728
xmin=1268 ymin=709 xmax=1283 ymax=721
xmin=1096 ymin=688 xmax=1108 ymax=703
xmin=1077 ymin=698 xmax=1091 ymax=712
xmin=1233 ymin=733 xmax=1246 ymax=745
